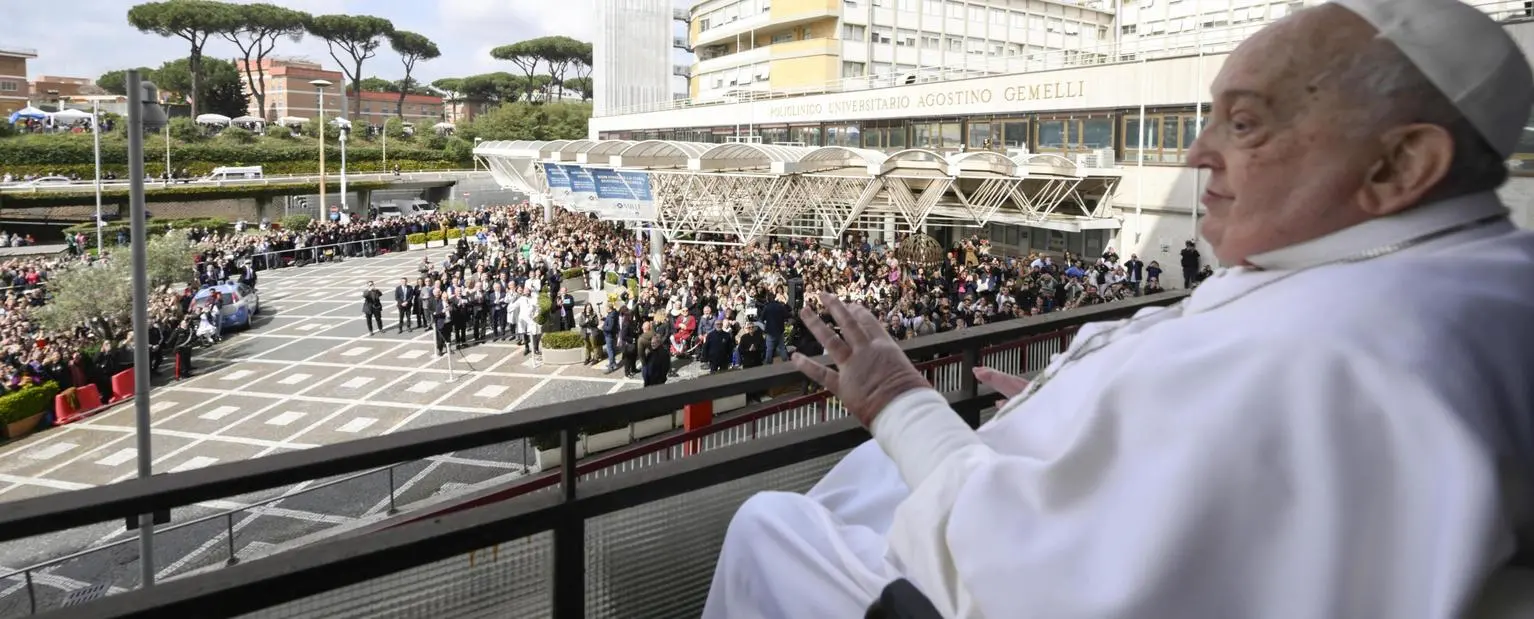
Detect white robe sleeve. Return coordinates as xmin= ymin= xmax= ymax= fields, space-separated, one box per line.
xmin=871 ymin=343 xmax=1507 ymax=619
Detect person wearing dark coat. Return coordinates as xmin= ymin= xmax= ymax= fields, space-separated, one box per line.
xmin=702 ymin=321 xmax=735 ymax=373
xmin=92 ymin=340 xmax=121 ymax=400
xmin=362 ymin=281 xmax=384 ymax=335
xmin=430 ymin=290 xmax=451 ymax=355
xmin=394 ymin=278 xmax=413 ymax=334
xmin=639 ymin=322 xmax=671 ymax=387
xmin=738 ymin=322 xmax=766 ymax=368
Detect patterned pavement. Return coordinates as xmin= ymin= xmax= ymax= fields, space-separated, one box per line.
xmin=0 ymin=246 xmax=670 ymax=615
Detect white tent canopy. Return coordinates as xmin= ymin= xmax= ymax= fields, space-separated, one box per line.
xmin=230 ymin=115 xmax=264 ymax=124
xmin=330 ymin=117 xmax=352 ymax=128
xmin=278 ymin=116 xmax=307 ymax=126
xmin=195 ymin=113 xmax=231 ymax=125
xmin=433 ymin=122 xmax=454 ymax=129
xmin=51 ymin=109 xmax=93 ymax=122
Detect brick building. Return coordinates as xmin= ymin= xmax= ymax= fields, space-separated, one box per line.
xmin=29 ymin=75 xmax=90 ymax=103
xmin=238 ymin=57 xmax=444 ymax=128
xmin=0 ymin=46 xmax=37 ymax=117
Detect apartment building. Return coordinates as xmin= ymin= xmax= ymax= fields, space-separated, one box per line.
xmin=237 ymin=58 xmax=346 ymax=121
xmin=30 ymin=75 xmax=91 ymax=101
xmin=595 ymin=0 xmax=694 ymax=116
xmin=0 ymin=46 xmax=37 ymax=117
xmin=355 ymin=90 xmax=445 ymax=127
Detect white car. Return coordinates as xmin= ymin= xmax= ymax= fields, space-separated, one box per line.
xmin=19 ymin=176 xmax=73 ymax=187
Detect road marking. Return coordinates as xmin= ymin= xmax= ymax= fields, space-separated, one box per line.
xmin=95 ymin=448 xmax=137 ymax=467
xmin=464 ymin=353 xmax=487 ymax=363
xmin=398 ymin=350 xmax=427 ymax=360
xmin=337 ymin=417 xmax=377 ymax=433
xmin=298 ymin=324 xmax=325 ymax=331
xmin=339 ymin=377 xmax=374 ymax=389
xmin=474 ymin=385 xmax=507 ymax=398
xmin=277 ymin=373 xmax=311 ymax=385
xmin=199 ymin=405 xmax=240 ymax=420
xmin=266 ymin=411 xmax=306 ymax=426
xmin=342 ymin=347 xmax=371 ymax=357
xmin=25 ymin=442 xmax=78 ymax=460
xmin=221 ymin=369 xmax=254 ymax=381
xmin=407 ymin=380 xmax=439 ymax=394
xmin=169 ymin=456 xmax=219 ymax=473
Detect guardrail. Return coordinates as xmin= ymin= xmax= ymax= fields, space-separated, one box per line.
xmin=246 ymin=235 xmax=408 ymax=270
xmin=0 ymin=292 xmax=1186 ymax=619
xmin=0 ymin=171 xmax=484 ymax=195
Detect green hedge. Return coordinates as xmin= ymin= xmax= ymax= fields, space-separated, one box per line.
xmin=281 ymin=214 xmax=313 ymax=231
xmin=0 ymin=180 xmax=394 ymax=210
xmin=0 ymin=134 xmax=469 ymax=177
xmin=63 ymin=217 xmax=230 ymax=239
xmin=0 ymin=381 xmax=61 ymax=425
xmin=406 ymin=233 xmax=427 ymax=245
xmin=560 ymin=267 xmax=585 ymax=281
xmin=542 ymin=329 xmax=584 ymax=349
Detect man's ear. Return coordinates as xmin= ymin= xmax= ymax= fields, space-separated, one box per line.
xmin=1356 ymin=123 xmax=1454 ymax=216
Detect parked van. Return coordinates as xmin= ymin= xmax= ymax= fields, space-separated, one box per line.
xmin=406 ymin=199 xmax=436 ymax=215
xmin=203 ymin=166 xmax=264 ymax=181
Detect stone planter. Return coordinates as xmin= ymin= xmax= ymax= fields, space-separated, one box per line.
xmin=631 ymin=412 xmax=680 ymax=439
xmin=4 ymin=412 xmax=44 ymax=440
xmin=584 ymin=427 xmax=631 ymax=454
xmin=563 ymin=279 xmax=588 ymax=293
xmin=541 ymin=346 xmax=585 ymax=366
xmin=713 ymin=393 xmax=748 ymax=414
xmin=534 ymin=442 xmax=586 ymax=472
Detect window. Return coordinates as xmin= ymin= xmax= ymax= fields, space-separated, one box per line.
xmin=872 ymin=29 xmax=893 ymax=44
xmin=1035 ymin=116 xmax=1115 ymax=153
xmin=990 ymin=9 xmax=1006 ymax=24
xmin=923 ymin=0 xmax=942 ymax=15
xmin=898 ymin=0 xmax=917 ymax=10
xmin=842 ymin=61 xmax=867 ymax=77
xmin=1122 ymin=111 xmax=1206 ymax=163
xmin=946 ymin=1 xmax=964 ymax=18
xmin=844 ymin=0 xmax=858 ymax=7
xmin=771 ymin=31 xmax=795 ymax=44
xmin=0 ymin=81 xmax=16 ymax=92
xmin=896 ymin=29 xmax=917 ymax=46
xmin=967 ymin=121 xmax=994 ymax=148
xmin=843 ymin=24 xmax=867 ymax=41
xmin=947 ymin=37 xmax=962 ymax=51
xmin=912 ymin=121 xmax=962 ymax=149
xmin=825 ymin=124 xmax=861 ymax=147
xmin=789 ymin=125 xmax=821 ymax=145
xmin=922 ymin=35 xmax=941 ymax=49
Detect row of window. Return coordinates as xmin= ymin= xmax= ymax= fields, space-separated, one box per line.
xmin=600 ymin=107 xmax=1211 ymax=164
xmin=842 ymin=14 xmax=1105 ymax=42
xmin=0 ymin=81 xmax=18 ymax=92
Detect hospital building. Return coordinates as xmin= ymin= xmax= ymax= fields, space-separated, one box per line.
xmin=561 ymin=0 xmax=1534 ymax=264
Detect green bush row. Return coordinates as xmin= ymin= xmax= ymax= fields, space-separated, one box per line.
xmin=63 ymin=217 xmax=231 ymax=239
xmin=405 ymin=226 xmax=487 ymax=246
xmin=0 ymin=158 xmax=465 ymax=179
xmin=0 ymin=382 xmax=61 ymax=425
xmin=0 ymin=134 xmax=466 ymax=168
xmin=541 ymin=329 xmax=585 ymax=350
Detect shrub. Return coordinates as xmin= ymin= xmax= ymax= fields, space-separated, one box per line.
xmin=281 ymin=214 xmax=313 ymax=232
xmin=0 ymin=382 xmax=61 ymax=425
xmin=406 ymin=232 xmax=427 ymax=245
xmin=63 ymin=216 xmax=231 ymax=240
xmin=605 ymin=272 xmax=618 ymax=285
xmin=560 ymin=267 xmax=585 ymax=280
xmin=220 ymin=126 xmax=256 ymax=144
xmin=541 ymin=329 xmax=584 ymax=349
xmin=0 ymin=132 xmax=469 ymax=176
xmin=426 ymin=230 xmax=445 ymax=242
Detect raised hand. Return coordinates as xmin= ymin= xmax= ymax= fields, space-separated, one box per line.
xmin=791 ymin=293 xmax=930 ymax=427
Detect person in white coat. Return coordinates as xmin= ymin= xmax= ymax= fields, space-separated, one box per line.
xmin=703 ymin=0 xmax=1534 ymax=617
xmin=512 ymin=286 xmax=541 ymax=355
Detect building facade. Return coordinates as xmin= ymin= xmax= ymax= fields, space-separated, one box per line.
xmin=593 ymin=2 xmax=1534 ymax=264
xmin=354 ymin=90 xmax=445 ymax=127
xmin=237 ymin=58 xmax=345 ymax=121
xmin=0 ymin=46 xmax=36 ymax=117
xmin=595 ymin=0 xmax=687 ymax=116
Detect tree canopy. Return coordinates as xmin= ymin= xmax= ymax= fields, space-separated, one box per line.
xmin=489 ymin=35 xmax=592 ymax=102
xmin=127 ymin=0 xmax=235 ymax=117
xmin=388 ymin=30 xmax=441 ymax=119
xmin=217 ymin=3 xmax=310 ymax=121
xmin=305 ymin=14 xmax=396 ymax=119
xmin=98 ymin=57 xmax=248 ymax=118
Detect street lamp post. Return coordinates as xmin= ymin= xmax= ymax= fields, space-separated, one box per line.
xmin=338 ymin=121 xmax=349 ymax=214
xmin=126 ymin=70 xmax=169 ymax=589
xmin=473 ymin=137 xmax=482 ymax=171
xmin=91 ymin=99 xmax=103 ymax=253
xmin=310 ymin=79 xmax=333 ymax=217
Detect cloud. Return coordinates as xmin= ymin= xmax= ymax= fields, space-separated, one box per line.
xmin=9 ymin=0 xmax=593 ymax=85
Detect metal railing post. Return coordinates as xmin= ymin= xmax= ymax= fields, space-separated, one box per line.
xmin=386 ymin=466 xmax=398 ymax=515
xmin=551 ymin=428 xmax=585 ymax=618
xmin=25 ymin=569 xmax=36 ymax=615
xmin=958 ymin=347 xmax=981 ymax=428
xmin=225 ymin=512 xmax=238 ymax=566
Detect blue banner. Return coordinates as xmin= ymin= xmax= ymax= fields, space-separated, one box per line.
xmin=544 ymin=163 xmax=572 ymax=204
xmin=590 ymin=168 xmax=656 ymax=220
xmin=567 ymin=166 xmax=600 ymax=211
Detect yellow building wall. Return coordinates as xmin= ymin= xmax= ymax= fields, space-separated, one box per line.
xmin=769 ymin=0 xmax=837 ymax=22
xmin=689 ymin=17 xmax=703 ymax=45
xmin=769 ymin=55 xmax=839 ymax=89
xmin=754 ymin=17 xmax=838 ymax=47
xmin=690 ymin=76 xmax=700 ymax=99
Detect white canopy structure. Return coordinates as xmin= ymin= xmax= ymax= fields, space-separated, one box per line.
xmin=231 ymin=115 xmax=264 ymax=125
xmin=195 ymin=113 xmax=231 ymax=125
xmin=51 ymin=108 xmax=93 ymax=123
xmin=278 ymin=116 xmax=307 ymax=126
xmin=473 ymin=139 xmax=1121 ymax=246
xmin=330 ymin=117 xmax=352 ymax=128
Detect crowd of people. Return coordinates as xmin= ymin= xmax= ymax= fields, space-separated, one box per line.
xmin=362 ymin=203 xmax=1189 ymax=389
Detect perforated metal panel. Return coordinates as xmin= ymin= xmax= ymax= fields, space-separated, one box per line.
xmin=584 ymin=451 xmax=848 ymax=618
xmin=235 ymin=532 xmax=552 ymax=619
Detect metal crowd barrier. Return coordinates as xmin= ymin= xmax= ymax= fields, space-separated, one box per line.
xmin=246 ymin=236 xmax=407 ymax=271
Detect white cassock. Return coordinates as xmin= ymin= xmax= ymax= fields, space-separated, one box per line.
xmin=704 ymin=191 xmax=1534 ymax=618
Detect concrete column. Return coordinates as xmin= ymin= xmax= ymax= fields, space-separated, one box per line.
xmin=544 ymin=200 xmax=553 ymax=223
xmin=648 ymin=227 xmax=664 ymax=278
xmin=357 ymin=189 xmax=372 ymax=212
xmin=254 ymin=196 xmax=272 ymax=222
xmin=883 ymin=213 xmax=896 ymax=245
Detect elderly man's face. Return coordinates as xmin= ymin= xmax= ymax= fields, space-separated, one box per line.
xmin=1187 ymin=8 xmax=1384 ymax=264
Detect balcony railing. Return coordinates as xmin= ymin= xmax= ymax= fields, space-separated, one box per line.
xmin=0 ymin=293 xmax=1185 ymax=619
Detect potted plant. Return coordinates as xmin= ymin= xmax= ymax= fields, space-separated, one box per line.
xmin=540 ymin=329 xmax=587 ymax=365
xmin=1 ymin=381 xmax=61 ymax=439
xmin=560 ymin=267 xmax=587 ymax=292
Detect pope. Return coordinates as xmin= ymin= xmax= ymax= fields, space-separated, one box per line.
xmin=701 ymin=0 xmax=1534 ymax=617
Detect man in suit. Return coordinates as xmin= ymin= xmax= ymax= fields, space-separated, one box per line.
xmin=431 ymin=289 xmax=450 ymax=355
xmin=394 ymin=277 xmax=413 ymax=334
xmin=602 ymin=305 xmax=620 ymax=373
xmin=559 ymin=287 xmax=575 ymax=331
xmin=758 ymin=292 xmax=790 ymax=364
xmin=362 ymin=281 xmax=384 ymax=335
xmin=703 ymin=320 xmax=735 ymax=373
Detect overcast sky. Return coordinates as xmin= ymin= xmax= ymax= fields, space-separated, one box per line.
xmin=6 ymin=0 xmax=598 ymax=85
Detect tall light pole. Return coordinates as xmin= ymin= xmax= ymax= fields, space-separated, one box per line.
xmin=338 ymin=120 xmax=349 ymax=213
xmin=310 ymin=79 xmax=332 ymax=217
xmin=90 ymin=98 xmax=103 ymax=253
xmin=126 ymin=70 xmax=169 ymax=589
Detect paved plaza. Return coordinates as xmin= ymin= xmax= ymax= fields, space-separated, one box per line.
xmin=0 ymin=246 xmax=668 ymax=615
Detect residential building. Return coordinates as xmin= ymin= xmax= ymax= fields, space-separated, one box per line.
xmin=355 ymin=90 xmax=445 ymax=128
xmin=443 ymin=95 xmax=493 ymax=125
xmin=0 ymin=46 xmax=36 ymax=117
xmin=29 ymin=75 xmax=91 ymax=104
xmin=236 ymin=58 xmax=345 ymax=121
